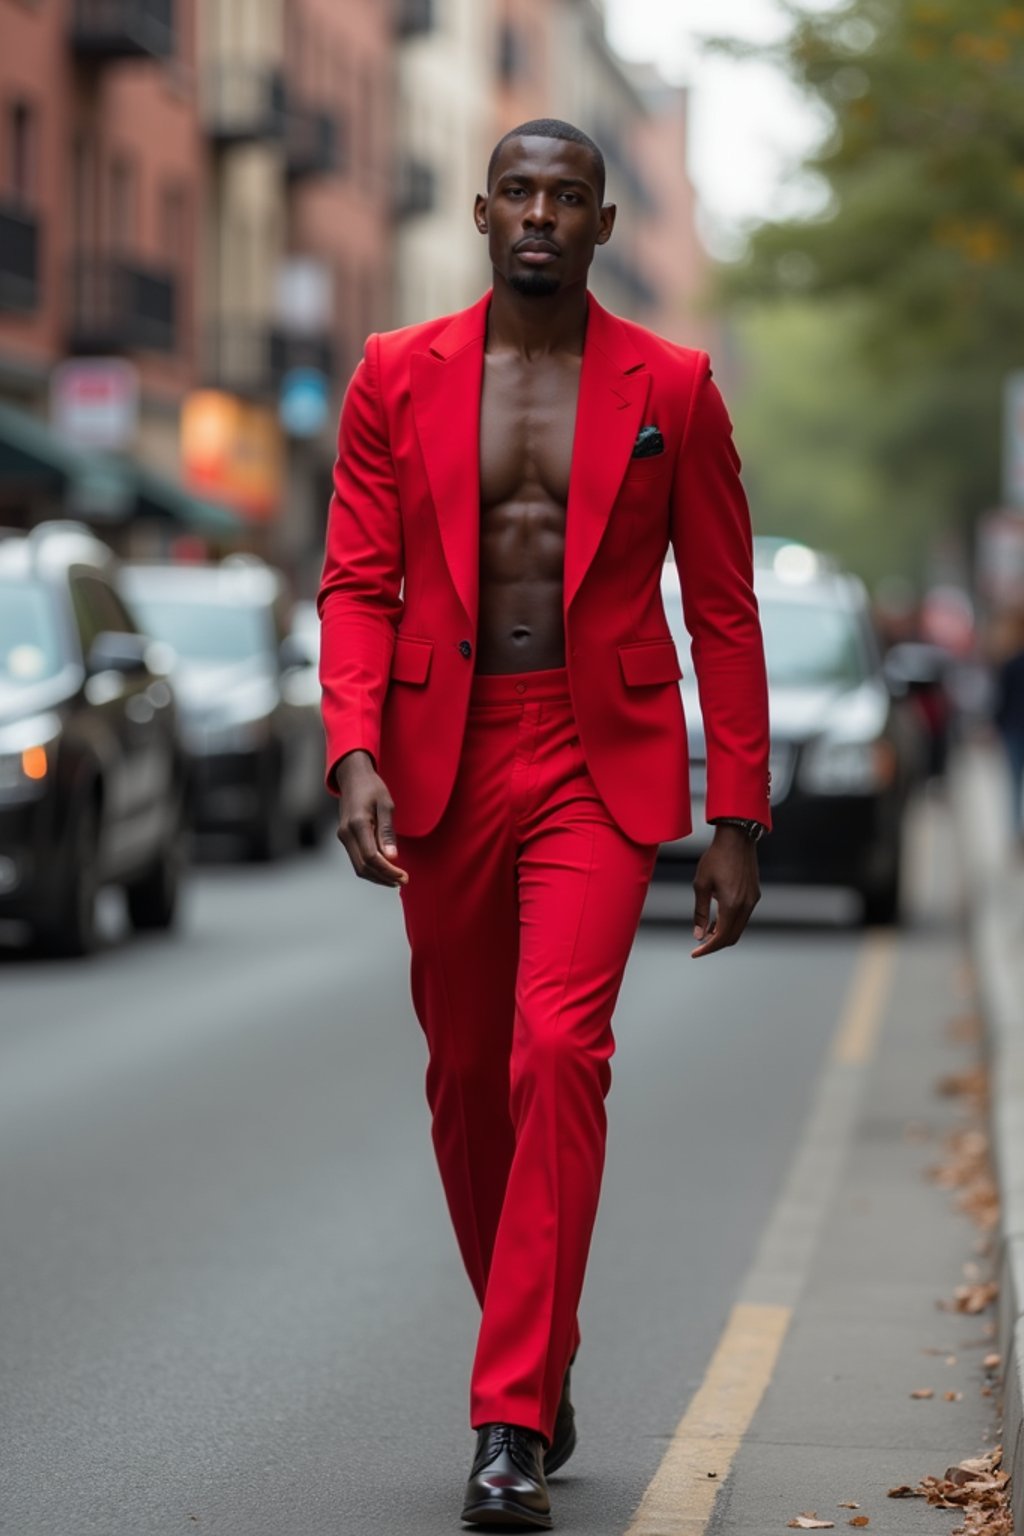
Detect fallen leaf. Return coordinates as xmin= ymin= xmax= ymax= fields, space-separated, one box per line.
xmin=788 ymin=1519 xmax=834 ymax=1531
xmin=848 ymin=1519 xmax=869 ymax=1529
xmin=945 ymin=1391 xmax=964 ymax=1402
xmin=938 ymin=1282 xmax=999 ymax=1315
xmin=888 ymin=1485 xmax=924 ymax=1499
xmin=706 ymin=1470 xmax=717 ymax=1478
xmin=910 ymin=1387 xmax=935 ymax=1398
xmin=837 ymin=1502 xmax=860 ymax=1509
xmin=983 ymin=1353 xmax=1001 ymax=1370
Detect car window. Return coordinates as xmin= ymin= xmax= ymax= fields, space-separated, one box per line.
xmin=69 ymin=572 xmax=110 ymax=652
xmin=759 ymin=599 xmax=868 ymax=687
xmin=0 ymin=580 xmax=64 ymax=688
xmin=125 ymin=594 xmax=274 ymax=664
xmin=91 ymin=580 xmax=138 ymax=635
xmin=662 ymin=583 xmax=868 ymax=688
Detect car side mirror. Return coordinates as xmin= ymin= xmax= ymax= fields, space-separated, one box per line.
xmin=881 ymin=659 xmax=908 ymax=698
xmin=86 ymin=631 xmax=151 ymax=678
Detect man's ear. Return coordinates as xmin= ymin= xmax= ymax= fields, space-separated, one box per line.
xmin=473 ymin=192 xmax=488 ymax=234
xmin=596 ymin=202 xmax=617 ymax=247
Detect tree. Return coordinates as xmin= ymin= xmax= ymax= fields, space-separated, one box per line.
xmin=719 ymin=0 xmax=1024 ymax=573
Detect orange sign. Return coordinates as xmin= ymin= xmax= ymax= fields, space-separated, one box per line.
xmin=181 ymin=391 xmax=283 ymax=521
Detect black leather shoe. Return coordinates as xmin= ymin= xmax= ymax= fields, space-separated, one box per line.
xmin=461 ymin=1422 xmax=553 ymax=1530
xmin=543 ymin=1358 xmax=577 ymax=1477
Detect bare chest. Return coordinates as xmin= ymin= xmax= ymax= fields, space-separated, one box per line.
xmin=478 ymin=353 xmax=581 ymax=512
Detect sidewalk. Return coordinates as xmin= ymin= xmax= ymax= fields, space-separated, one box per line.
xmin=628 ymin=793 xmax=1005 ymax=1536
xmin=953 ymin=743 xmax=1024 ymax=1533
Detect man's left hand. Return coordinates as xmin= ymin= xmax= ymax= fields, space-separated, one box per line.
xmin=691 ymin=824 xmax=761 ymax=958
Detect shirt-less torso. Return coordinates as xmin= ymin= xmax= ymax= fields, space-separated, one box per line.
xmin=476 ymin=347 xmax=582 ymax=675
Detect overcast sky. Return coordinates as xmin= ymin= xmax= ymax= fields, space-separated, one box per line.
xmin=605 ymin=0 xmax=837 ymax=252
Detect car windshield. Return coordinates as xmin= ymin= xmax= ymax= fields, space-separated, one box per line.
xmin=0 ymin=581 xmax=65 ymax=688
xmin=128 ymin=595 xmax=273 ymax=665
xmin=664 ymin=586 xmax=867 ymax=688
xmin=760 ymin=598 xmax=867 ymax=687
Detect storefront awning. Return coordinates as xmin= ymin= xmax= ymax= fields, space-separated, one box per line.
xmin=0 ymin=400 xmax=240 ymax=534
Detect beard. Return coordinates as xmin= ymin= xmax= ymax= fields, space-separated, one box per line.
xmin=508 ymin=270 xmax=561 ymax=298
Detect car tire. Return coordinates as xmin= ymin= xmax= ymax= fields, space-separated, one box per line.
xmin=125 ymin=812 xmax=184 ymax=932
xmin=861 ymin=859 xmax=902 ymax=927
xmin=37 ymin=793 xmax=100 ymax=958
xmin=246 ymin=770 xmax=293 ymax=862
xmin=297 ymin=806 xmax=327 ymax=849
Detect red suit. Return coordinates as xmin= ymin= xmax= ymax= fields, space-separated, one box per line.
xmin=318 ymin=291 xmax=770 ymax=1443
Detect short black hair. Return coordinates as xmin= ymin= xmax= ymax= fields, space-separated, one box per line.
xmin=487 ymin=118 xmax=606 ymax=202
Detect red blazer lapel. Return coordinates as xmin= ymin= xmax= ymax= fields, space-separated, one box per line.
xmin=411 ymin=294 xmax=490 ymax=628
xmin=564 ymin=294 xmax=651 ymax=611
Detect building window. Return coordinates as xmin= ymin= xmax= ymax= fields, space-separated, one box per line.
xmin=8 ymin=99 xmax=37 ymax=201
xmin=161 ymin=183 xmax=188 ymax=268
xmin=397 ymin=0 xmax=433 ymax=38
xmin=109 ymin=157 xmax=137 ymax=251
xmin=72 ymin=135 xmax=97 ymax=246
xmin=498 ymin=23 xmax=529 ymax=84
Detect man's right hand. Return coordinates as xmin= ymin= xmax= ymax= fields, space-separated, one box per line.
xmin=333 ymin=751 xmax=408 ymax=888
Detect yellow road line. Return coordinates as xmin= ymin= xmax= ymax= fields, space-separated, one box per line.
xmin=831 ymin=930 xmax=897 ymax=1065
xmin=625 ymin=1302 xmax=791 ymax=1536
xmin=626 ymin=931 xmax=898 ymax=1533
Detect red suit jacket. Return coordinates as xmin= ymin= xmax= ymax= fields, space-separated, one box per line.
xmin=318 ymin=290 xmax=771 ymax=845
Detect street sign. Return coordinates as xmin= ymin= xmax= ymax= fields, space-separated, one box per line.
xmin=181 ymin=390 xmax=283 ymax=521
xmin=51 ymin=358 xmax=139 ymax=450
xmin=1002 ymin=371 xmax=1024 ymax=507
xmin=279 ymin=368 xmax=329 ymax=437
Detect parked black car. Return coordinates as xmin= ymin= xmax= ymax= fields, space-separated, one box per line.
xmin=119 ymin=558 xmax=327 ymax=859
xmin=655 ymin=541 xmax=925 ymax=924
xmin=0 ymin=523 xmax=186 ymax=955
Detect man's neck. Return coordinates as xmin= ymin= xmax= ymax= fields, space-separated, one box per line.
xmin=485 ymin=276 xmax=589 ymax=360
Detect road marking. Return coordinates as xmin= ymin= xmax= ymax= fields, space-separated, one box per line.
xmin=625 ymin=1301 xmax=791 ymax=1536
xmin=832 ymin=930 xmax=897 ymax=1065
xmin=626 ymin=930 xmax=898 ymax=1533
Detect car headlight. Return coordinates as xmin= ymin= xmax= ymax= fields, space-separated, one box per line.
xmin=0 ymin=713 xmax=61 ymax=799
xmin=799 ymin=736 xmax=897 ymax=796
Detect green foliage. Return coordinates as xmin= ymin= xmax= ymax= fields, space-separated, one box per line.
xmin=718 ymin=0 xmax=1024 ymax=570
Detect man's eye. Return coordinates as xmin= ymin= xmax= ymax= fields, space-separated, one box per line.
xmin=505 ymin=187 xmax=526 ymax=197
xmin=560 ymin=194 xmax=581 ymax=204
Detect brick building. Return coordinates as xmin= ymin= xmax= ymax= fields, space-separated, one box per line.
xmin=0 ymin=0 xmax=395 ymax=582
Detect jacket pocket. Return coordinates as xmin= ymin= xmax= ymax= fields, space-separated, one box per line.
xmin=617 ymin=638 xmax=683 ymax=687
xmin=390 ymin=634 xmax=433 ymax=685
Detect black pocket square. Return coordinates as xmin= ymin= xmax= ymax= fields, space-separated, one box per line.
xmin=631 ymin=425 xmax=664 ymax=459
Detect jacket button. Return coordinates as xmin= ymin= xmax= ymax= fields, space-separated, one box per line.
xmin=458 ymin=639 xmax=472 ymax=659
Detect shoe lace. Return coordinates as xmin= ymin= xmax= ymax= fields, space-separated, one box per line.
xmin=477 ymin=1422 xmax=543 ymax=1478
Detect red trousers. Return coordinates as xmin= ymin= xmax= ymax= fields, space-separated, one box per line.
xmin=397 ymin=666 xmax=657 ymax=1443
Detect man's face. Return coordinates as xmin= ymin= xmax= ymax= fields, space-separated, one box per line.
xmin=475 ymin=136 xmax=615 ymax=297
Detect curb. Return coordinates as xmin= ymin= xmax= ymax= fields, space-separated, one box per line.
xmin=952 ymin=746 xmax=1024 ymax=1531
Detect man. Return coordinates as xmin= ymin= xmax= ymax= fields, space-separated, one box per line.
xmin=318 ymin=119 xmax=771 ymax=1530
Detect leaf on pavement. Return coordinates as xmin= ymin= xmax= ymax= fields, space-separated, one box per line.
xmin=945 ymin=1390 xmax=963 ymax=1401
xmin=837 ymin=1502 xmax=860 ymax=1509
xmin=788 ymin=1518 xmax=834 ymax=1530
xmin=848 ymin=1518 xmax=869 ymax=1529
xmin=910 ymin=1387 xmax=935 ymax=1398
xmin=938 ymin=1282 xmax=999 ymax=1314
xmin=888 ymin=1485 xmax=924 ymax=1498
xmin=983 ymin=1353 xmax=1001 ymax=1370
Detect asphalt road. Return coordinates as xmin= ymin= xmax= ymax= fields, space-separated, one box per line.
xmin=0 ymin=808 xmax=954 ymax=1536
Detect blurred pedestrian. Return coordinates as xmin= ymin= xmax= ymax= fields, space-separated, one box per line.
xmin=317 ymin=120 xmax=771 ymax=1530
xmin=993 ymin=608 xmax=1024 ymax=844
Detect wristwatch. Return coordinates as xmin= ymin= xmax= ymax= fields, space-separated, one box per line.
xmin=711 ymin=816 xmax=766 ymax=844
